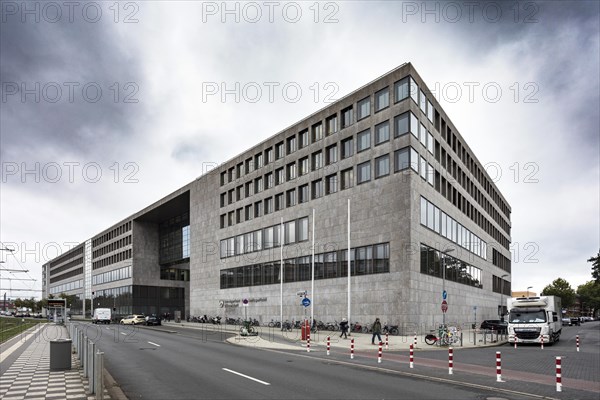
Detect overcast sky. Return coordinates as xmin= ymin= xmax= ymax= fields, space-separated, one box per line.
xmin=1 ymin=1 xmax=598 ymax=300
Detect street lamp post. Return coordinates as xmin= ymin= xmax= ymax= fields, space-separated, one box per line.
xmin=441 ymin=248 xmax=455 ymax=327
xmin=527 ymin=286 xmax=533 ymax=298
xmin=500 ymin=273 xmax=509 ymax=322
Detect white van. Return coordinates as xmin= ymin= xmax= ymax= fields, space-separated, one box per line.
xmin=92 ymin=308 xmax=112 ymax=324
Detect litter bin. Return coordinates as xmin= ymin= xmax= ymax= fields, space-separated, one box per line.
xmin=50 ymin=339 xmax=72 ymax=370
xmin=301 ymin=320 xmax=310 ymax=341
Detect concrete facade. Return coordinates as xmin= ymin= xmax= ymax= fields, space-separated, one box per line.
xmin=44 ymin=63 xmax=511 ymax=330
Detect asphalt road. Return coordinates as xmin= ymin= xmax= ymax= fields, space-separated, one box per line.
xmin=83 ymin=320 xmax=599 ymax=400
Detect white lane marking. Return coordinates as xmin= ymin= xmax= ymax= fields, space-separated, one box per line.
xmin=222 ymin=368 xmax=270 ymax=386
xmin=121 ymin=332 xmax=127 ymax=335
xmin=148 ymin=341 xmax=160 ymax=347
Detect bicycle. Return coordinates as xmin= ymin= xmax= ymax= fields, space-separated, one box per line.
xmin=424 ymin=325 xmax=460 ymax=346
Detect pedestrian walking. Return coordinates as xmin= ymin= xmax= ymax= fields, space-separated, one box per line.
xmin=339 ymin=318 xmax=349 ymax=339
xmin=371 ymin=317 xmax=382 ymax=344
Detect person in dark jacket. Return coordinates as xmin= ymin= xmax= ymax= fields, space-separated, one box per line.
xmin=371 ymin=317 xmax=382 ymax=344
xmin=339 ymin=318 xmax=349 ymax=339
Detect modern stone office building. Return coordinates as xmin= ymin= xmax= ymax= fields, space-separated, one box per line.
xmin=43 ymin=63 xmax=512 ymax=329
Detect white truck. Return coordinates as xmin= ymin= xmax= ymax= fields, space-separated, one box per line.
xmin=92 ymin=308 xmax=112 ymax=324
xmin=507 ymin=296 xmax=562 ymax=344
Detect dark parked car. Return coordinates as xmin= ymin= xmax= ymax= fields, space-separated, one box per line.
xmin=570 ymin=317 xmax=581 ymax=326
xmin=145 ymin=315 xmax=161 ymax=326
xmin=480 ymin=320 xmax=508 ymax=333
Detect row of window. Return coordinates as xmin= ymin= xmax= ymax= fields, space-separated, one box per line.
xmin=492 ymin=274 xmax=511 ymax=296
xmin=220 ymin=243 xmax=390 ymax=289
xmin=92 ymin=221 xmax=132 ymax=248
xmin=92 ymin=249 xmax=132 ymax=270
xmin=92 ymin=265 xmax=132 ymax=286
xmin=492 ymin=249 xmax=511 ymax=273
xmin=219 ymin=75 xmax=435 ymax=187
xmin=93 ymin=235 xmax=132 ymax=259
xmin=220 ymin=217 xmax=309 ymax=258
xmin=419 ymin=244 xmax=482 ymax=289
xmin=420 ymin=196 xmax=487 ymax=260
xmin=219 ymin=146 xmax=434 ymax=229
xmin=49 ymin=279 xmax=83 ymax=295
xmin=49 ymin=245 xmax=83 ymax=269
xmin=160 ymin=267 xmax=190 ymax=281
xmin=50 ymin=257 xmax=83 ymax=275
xmin=50 ymin=266 xmax=84 ymax=284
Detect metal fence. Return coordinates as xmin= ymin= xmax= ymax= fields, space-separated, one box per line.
xmin=67 ymin=322 xmax=104 ymax=399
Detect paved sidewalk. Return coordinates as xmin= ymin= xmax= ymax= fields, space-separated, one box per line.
xmin=0 ymin=323 xmax=111 ymax=400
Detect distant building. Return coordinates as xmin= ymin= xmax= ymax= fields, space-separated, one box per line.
xmin=43 ymin=63 xmax=512 ymax=328
xmin=512 ymin=291 xmax=538 ymax=298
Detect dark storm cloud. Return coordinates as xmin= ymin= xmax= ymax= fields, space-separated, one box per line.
xmin=0 ymin=9 xmax=145 ymax=162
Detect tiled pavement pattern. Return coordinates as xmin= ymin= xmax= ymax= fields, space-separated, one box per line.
xmin=0 ymin=325 xmax=111 ymax=400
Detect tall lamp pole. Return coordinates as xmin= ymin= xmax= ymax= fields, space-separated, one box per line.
xmin=441 ymin=248 xmax=455 ymax=327
xmin=500 ymin=273 xmax=509 ymax=321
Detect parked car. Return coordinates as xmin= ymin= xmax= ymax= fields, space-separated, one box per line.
xmin=145 ymin=315 xmax=161 ymax=326
xmin=120 ymin=314 xmax=146 ymax=325
xmin=570 ymin=317 xmax=581 ymax=326
xmin=561 ymin=317 xmax=572 ymax=326
xmin=480 ymin=320 xmax=508 ymax=333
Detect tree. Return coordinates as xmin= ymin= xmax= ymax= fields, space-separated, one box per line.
xmin=541 ymin=278 xmax=577 ymax=308
xmin=588 ymin=251 xmax=600 ymax=283
xmin=577 ymin=281 xmax=600 ymax=315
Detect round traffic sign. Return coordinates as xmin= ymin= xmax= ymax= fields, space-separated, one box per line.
xmin=302 ymin=298 xmax=311 ymax=307
xmin=441 ymin=300 xmax=448 ymax=313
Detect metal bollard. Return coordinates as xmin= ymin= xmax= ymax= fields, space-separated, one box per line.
xmin=95 ymin=351 xmax=104 ymax=400
xmin=88 ymin=342 xmax=95 ymax=394
xmin=83 ymin=336 xmax=88 ymax=377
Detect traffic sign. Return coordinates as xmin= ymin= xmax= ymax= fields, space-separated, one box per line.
xmin=441 ymin=300 xmax=448 ymax=313
xmin=442 ymin=290 xmax=447 ymax=300
xmin=302 ymin=298 xmax=311 ymax=307
xmin=242 ymin=298 xmax=249 ymax=307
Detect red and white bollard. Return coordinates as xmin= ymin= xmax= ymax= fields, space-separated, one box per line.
xmin=306 ymin=331 xmax=310 ymax=353
xmin=350 ymin=338 xmax=354 ymax=359
xmin=514 ymin=336 xmax=518 ymax=349
xmin=327 ymin=336 xmax=330 ymax=356
xmin=385 ymin=333 xmax=389 ymax=350
xmin=540 ymin=335 xmax=544 ymax=350
xmin=409 ymin=343 xmax=414 ymax=368
xmin=378 ymin=341 xmax=382 ymax=363
xmin=448 ymin=347 xmax=453 ymax=375
xmin=496 ymin=351 xmax=503 ymax=382
xmin=556 ymin=356 xmax=562 ymax=392
xmin=576 ymin=335 xmax=580 ymax=352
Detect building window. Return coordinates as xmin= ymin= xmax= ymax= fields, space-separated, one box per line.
xmin=427 ymin=100 xmax=434 ymax=122
xmin=254 ymin=201 xmax=263 ymax=217
xmin=220 ymin=214 xmax=226 ymax=228
xmin=299 ymin=156 xmax=309 ymax=176
xmin=245 ymin=204 xmax=253 ymax=221
xmin=284 ymin=220 xmax=296 ymax=244
xmin=236 ymin=162 xmax=244 ymax=178
xmin=298 ymin=184 xmax=309 ymax=204
xmin=220 ymin=171 xmax=226 ymax=186
xmin=255 ymin=153 xmax=263 ymax=169
xmin=375 ymin=121 xmax=389 ymax=145
xmin=420 ymin=157 xmax=427 ymax=180
xmin=276 ymin=167 xmax=285 ymax=185
xmin=287 ymin=135 xmax=297 ymax=154
xmin=326 ymin=114 xmax=337 ymax=136
xmin=236 ymin=185 xmax=243 ymax=200
xmin=228 ymin=189 xmax=235 ymax=204
xmin=245 ymin=157 xmax=254 ymax=173
xmin=312 ymin=151 xmax=323 ymax=171
xmin=298 ymin=217 xmax=309 ymax=242
xmin=420 ymin=123 xmax=427 ymax=148
xmin=395 ymin=77 xmax=409 ymax=102
xmin=357 ymin=96 xmax=370 ymax=120
xmin=375 ymin=155 xmax=390 ymax=178
xmin=275 ymin=193 xmax=284 ymax=211
xmin=312 ymin=122 xmax=323 ymax=142
xmin=220 ymin=192 xmax=226 ymax=207
xmin=255 ymin=176 xmax=263 ymax=193
xmin=341 ymin=106 xmax=353 ymax=129
xmin=357 ymin=161 xmax=371 ymax=184
xmin=394 ymin=147 xmax=410 ymax=172
xmin=326 ymin=174 xmax=338 ymax=194
xmin=357 ymin=129 xmax=371 ymax=153
xmin=236 ymin=208 xmax=243 ymax=223
xmin=427 ymin=131 xmax=434 ymax=154
xmin=410 ymin=147 xmax=419 ymax=172
xmin=394 ymin=112 xmax=409 ymax=137
xmin=375 ymin=87 xmax=389 ymax=112
xmin=299 ymin=129 xmax=309 ymax=148
xmin=275 ymin=141 xmax=285 ymax=159
xmin=427 ymin=163 xmax=434 ymax=186
xmin=287 ymin=162 xmax=297 ymax=180
xmin=341 ymin=168 xmax=354 ymax=190
xmin=326 ymin=144 xmax=338 ymax=165
xmin=265 ymin=172 xmax=274 ymax=189
xmin=410 ymin=77 xmax=419 ymax=104
xmin=245 ymin=181 xmax=253 ymax=197
xmin=264 ymin=197 xmax=273 ymax=214
xmin=287 ymin=188 xmax=296 ymax=207
xmin=312 ymin=179 xmax=323 ymax=199
xmin=341 ymin=137 xmax=354 ymax=159
xmin=419 ymin=89 xmax=427 ymax=114
xmin=265 ymin=147 xmax=273 ymax=164
xmin=410 ymin=113 xmax=419 ymax=138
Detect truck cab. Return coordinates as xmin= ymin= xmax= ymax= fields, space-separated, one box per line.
xmin=507 ymin=296 xmax=562 ymax=344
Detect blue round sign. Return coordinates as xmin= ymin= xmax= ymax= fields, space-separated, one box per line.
xmin=302 ymin=298 xmax=311 ymax=307
xmin=442 ymin=290 xmax=447 ymax=300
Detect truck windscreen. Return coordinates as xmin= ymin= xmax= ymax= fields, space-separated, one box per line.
xmin=509 ymin=310 xmax=547 ymax=323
